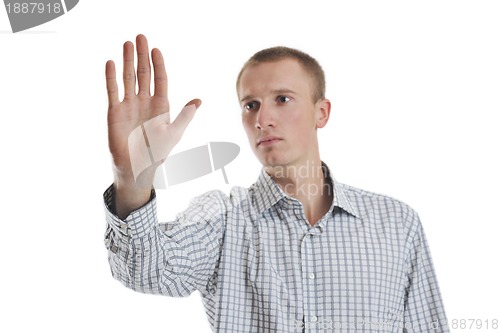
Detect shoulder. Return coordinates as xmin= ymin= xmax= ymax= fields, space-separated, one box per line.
xmin=339 ymin=182 xmax=414 ymax=211
xmin=337 ymin=182 xmax=421 ymax=231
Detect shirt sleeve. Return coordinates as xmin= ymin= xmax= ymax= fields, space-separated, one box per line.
xmin=404 ymin=212 xmax=450 ymax=332
xmin=103 ymin=184 xmax=227 ymax=298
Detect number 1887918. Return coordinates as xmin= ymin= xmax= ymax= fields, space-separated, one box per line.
xmin=6 ymin=2 xmax=62 ymax=14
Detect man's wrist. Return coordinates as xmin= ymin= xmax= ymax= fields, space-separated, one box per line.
xmin=113 ymin=180 xmax=154 ymax=220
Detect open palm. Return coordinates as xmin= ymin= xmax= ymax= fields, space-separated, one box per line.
xmin=106 ymin=34 xmax=200 ymax=187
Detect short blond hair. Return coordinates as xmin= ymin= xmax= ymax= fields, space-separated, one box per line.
xmin=236 ymin=46 xmax=326 ymax=103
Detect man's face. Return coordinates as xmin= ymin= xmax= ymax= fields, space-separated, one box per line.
xmin=238 ymin=59 xmax=330 ymax=169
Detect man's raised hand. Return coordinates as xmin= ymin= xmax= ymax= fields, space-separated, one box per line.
xmin=105 ymin=34 xmax=201 ymax=217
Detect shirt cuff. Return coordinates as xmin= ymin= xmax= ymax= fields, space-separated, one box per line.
xmin=103 ymin=184 xmax=157 ymax=239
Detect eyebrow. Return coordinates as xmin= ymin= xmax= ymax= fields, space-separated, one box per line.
xmin=239 ymin=89 xmax=297 ymax=103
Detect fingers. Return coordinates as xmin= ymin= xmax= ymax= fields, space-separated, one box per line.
xmin=185 ymin=98 xmax=202 ymax=109
xmin=170 ymin=100 xmax=201 ymax=138
xmin=123 ymin=41 xmax=136 ymax=98
xmin=151 ymin=48 xmax=168 ymax=98
xmin=105 ymin=60 xmax=119 ymax=107
xmin=136 ymin=34 xmax=151 ymax=96
xmin=117 ymin=35 xmax=168 ymax=101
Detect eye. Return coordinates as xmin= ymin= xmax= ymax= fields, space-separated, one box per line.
xmin=276 ymin=96 xmax=291 ymax=104
xmin=244 ymin=101 xmax=260 ymax=111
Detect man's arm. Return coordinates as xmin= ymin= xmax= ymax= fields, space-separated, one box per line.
xmin=103 ymin=35 xmax=223 ymax=296
xmin=104 ymin=185 xmax=227 ymax=297
xmin=404 ymin=213 xmax=449 ymax=332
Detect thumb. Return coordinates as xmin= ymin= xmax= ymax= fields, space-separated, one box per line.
xmin=170 ymin=99 xmax=202 ymax=137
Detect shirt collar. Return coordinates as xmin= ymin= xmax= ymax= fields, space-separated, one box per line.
xmin=252 ymin=167 xmax=286 ymax=214
xmin=332 ymin=181 xmax=360 ymax=219
xmin=251 ymin=162 xmax=360 ymax=220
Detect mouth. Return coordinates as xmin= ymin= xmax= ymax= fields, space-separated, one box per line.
xmin=257 ymin=136 xmax=282 ymax=146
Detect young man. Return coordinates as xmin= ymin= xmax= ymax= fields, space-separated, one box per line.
xmin=103 ymin=34 xmax=449 ymax=332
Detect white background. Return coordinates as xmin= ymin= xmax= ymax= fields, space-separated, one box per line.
xmin=1 ymin=0 xmax=499 ymax=332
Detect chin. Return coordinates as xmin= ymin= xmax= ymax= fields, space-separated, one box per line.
xmin=258 ymin=155 xmax=290 ymax=169
xmin=253 ymin=146 xmax=297 ymax=168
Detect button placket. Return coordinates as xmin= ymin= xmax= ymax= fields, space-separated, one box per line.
xmin=301 ymin=228 xmax=322 ymax=331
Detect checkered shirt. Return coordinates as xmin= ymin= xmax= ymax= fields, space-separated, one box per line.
xmin=103 ymin=164 xmax=449 ymax=332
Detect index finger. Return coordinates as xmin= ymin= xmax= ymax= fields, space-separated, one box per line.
xmin=151 ymin=48 xmax=168 ymax=98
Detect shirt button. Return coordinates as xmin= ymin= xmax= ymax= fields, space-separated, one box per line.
xmin=119 ymin=222 xmax=128 ymax=234
xmin=308 ymin=227 xmax=322 ymax=236
xmin=309 ymin=273 xmax=315 ymax=279
xmin=310 ymin=315 xmax=318 ymax=322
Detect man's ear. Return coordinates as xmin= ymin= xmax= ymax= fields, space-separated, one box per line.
xmin=315 ymin=98 xmax=331 ymax=129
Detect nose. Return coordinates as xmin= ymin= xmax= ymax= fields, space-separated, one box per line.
xmin=255 ymin=103 xmax=275 ymax=129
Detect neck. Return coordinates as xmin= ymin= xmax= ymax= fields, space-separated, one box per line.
xmin=266 ymin=160 xmax=333 ymax=226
